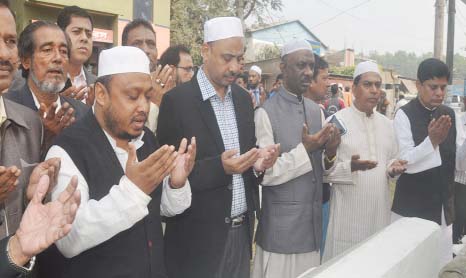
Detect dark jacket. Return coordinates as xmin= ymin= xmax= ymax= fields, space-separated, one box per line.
xmin=392 ymin=98 xmax=456 ymax=225
xmin=0 ymin=98 xmax=42 ymax=240
xmin=157 ymin=76 xmax=260 ymax=278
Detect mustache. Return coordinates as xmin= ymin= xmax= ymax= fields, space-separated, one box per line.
xmin=47 ymin=67 xmax=65 ymax=75
xmin=131 ymin=112 xmax=148 ymax=122
xmin=0 ymin=60 xmax=14 ymax=71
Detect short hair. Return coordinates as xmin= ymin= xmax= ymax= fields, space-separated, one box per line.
xmin=159 ymin=45 xmax=190 ymax=68
xmin=0 ymin=0 xmax=14 ymax=20
xmin=344 ymin=86 xmax=350 ymax=92
xmin=417 ymin=58 xmax=450 ymax=83
xmin=276 ymin=73 xmax=283 ymax=82
xmin=122 ymin=18 xmax=156 ymax=46
xmin=95 ymin=75 xmax=113 ymax=91
xmin=237 ymin=73 xmax=248 ymax=84
xmin=312 ymin=55 xmax=329 ymax=80
xmin=57 ymin=5 xmax=94 ymax=30
xmin=354 ymin=75 xmax=361 ymax=85
xmin=18 ymin=21 xmax=70 ymax=78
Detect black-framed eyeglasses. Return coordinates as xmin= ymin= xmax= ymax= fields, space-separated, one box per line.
xmin=177 ymin=66 xmax=194 ymax=73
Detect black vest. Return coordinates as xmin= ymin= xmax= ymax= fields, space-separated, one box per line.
xmin=392 ymin=98 xmax=456 ymax=225
xmin=50 ymin=111 xmax=166 ymax=278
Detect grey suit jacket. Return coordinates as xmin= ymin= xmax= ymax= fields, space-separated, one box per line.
xmin=0 ymin=98 xmax=42 ymax=240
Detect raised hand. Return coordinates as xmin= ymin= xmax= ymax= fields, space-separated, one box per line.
xmin=388 ymin=159 xmax=408 ymax=177
xmin=151 ymin=64 xmax=174 ymax=106
xmin=39 ymin=102 xmax=76 ymax=138
xmin=169 ymin=137 xmax=197 ymax=188
xmin=324 ymin=125 xmax=341 ymax=158
xmin=61 ymin=85 xmax=88 ymax=101
xmin=125 ymin=144 xmax=178 ymax=194
xmin=254 ymin=144 xmax=280 ymax=172
xmin=0 ymin=166 xmax=21 ymax=203
xmin=350 ymin=154 xmax=378 ymax=172
xmin=428 ymin=115 xmax=452 ymax=148
xmin=222 ymin=148 xmax=260 ymax=175
xmin=26 ymin=158 xmax=61 ymax=201
xmin=11 ymin=175 xmax=80 ymax=266
xmin=302 ymin=123 xmax=333 ymax=153
xmin=86 ymin=84 xmax=95 ymax=106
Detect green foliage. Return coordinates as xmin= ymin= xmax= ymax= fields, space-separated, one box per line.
xmin=255 ymin=44 xmax=281 ymax=61
xmin=170 ymin=0 xmax=283 ymax=65
xmin=329 ymin=66 xmax=355 ymax=76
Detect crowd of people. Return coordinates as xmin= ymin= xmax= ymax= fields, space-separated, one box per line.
xmin=0 ymin=0 xmax=465 ymax=277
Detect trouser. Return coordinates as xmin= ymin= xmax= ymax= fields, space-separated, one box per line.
xmin=215 ymin=217 xmax=250 ymax=278
xmin=453 ymin=182 xmax=466 ymax=243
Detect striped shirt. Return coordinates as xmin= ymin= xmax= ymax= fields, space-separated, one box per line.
xmin=197 ymin=68 xmax=247 ymax=217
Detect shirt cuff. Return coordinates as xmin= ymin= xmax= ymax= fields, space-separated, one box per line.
xmin=121 ymin=176 xmax=152 ymax=205
xmin=161 ymin=176 xmax=192 ymax=217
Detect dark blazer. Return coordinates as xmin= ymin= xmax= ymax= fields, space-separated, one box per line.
xmin=4 ymin=84 xmax=89 ymax=121
xmin=157 ymin=76 xmax=260 ymax=278
xmin=83 ymin=69 xmax=97 ymax=85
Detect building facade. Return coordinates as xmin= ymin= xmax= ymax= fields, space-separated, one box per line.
xmin=11 ymin=0 xmax=170 ymax=73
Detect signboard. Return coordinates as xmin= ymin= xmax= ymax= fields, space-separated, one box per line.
xmin=92 ymin=28 xmax=113 ymax=44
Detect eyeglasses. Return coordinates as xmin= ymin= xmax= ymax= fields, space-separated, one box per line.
xmin=177 ymin=66 xmax=194 ymax=73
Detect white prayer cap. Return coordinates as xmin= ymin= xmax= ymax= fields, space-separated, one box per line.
xmin=203 ymin=17 xmax=244 ymax=43
xmin=249 ymin=65 xmax=262 ymax=76
xmin=353 ymin=61 xmax=381 ymax=79
xmin=98 ymin=46 xmax=150 ymax=78
xmin=281 ymin=39 xmax=313 ymax=58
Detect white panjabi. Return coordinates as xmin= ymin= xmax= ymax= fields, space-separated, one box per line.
xmin=98 ymin=46 xmax=150 ymax=78
xmin=203 ymin=17 xmax=244 ymax=43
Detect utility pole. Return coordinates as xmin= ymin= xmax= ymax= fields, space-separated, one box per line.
xmin=446 ymin=0 xmax=455 ymax=84
xmin=434 ymin=0 xmax=446 ymax=60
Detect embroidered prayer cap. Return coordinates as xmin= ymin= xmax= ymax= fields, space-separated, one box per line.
xmin=203 ymin=17 xmax=244 ymax=43
xmin=98 ymin=46 xmax=150 ymax=78
xmin=249 ymin=65 xmax=262 ymax=76
xmin=281 ymin=39 xmax=313 ymax=58
xmin=353 ymin=61 xmax=381 ymax=79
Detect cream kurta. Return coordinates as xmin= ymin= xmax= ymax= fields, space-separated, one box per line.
xmin=323 ymin=105 xmax=398 ymax=262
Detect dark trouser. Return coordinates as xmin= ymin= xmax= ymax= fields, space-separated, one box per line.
xmin=453 ymin=182 xmax=466 ymax=243
xmin=215 ymin=220 xmax=250 ymax=278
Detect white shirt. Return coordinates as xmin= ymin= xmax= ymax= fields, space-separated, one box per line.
xmin=393 ymin=109 xmax=441 ymax=173
xmin=70 ymin=66 xmax=87 ymax=88
xmin=47 ymin=129 xmax=192 ymax=258
xmin=455 ymin=112 xmax=466 ymax=183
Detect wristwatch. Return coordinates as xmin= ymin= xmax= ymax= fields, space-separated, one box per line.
xmin=6 ymin=237 xmax=35 ymax=275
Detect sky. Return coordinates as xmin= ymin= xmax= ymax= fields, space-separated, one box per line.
xmin=272 ymin=0 xmax=466 ymax=56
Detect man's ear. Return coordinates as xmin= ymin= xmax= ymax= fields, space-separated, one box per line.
xmin=94 ymin=82 xmax=108 ymax=107
xmin=21 ymin=56 xmax=31 ymax=71
xmin=200 ymin=43 xmax=210 ymax=61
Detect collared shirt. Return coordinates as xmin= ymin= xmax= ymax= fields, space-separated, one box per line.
xmin=47 ymin=124 xmax=192 ymax=258
xmin=455 ymin=112 xmax=466 ymax=184
xmin=393 ymin=108 xmax=442 ymax=174
xmin=197 ymin=68 xmax=246 ymax=217
xmin=69 ymin=66 xmax=87 ymax=88
xmin=0 ymin=96 xmax=7 ymax=127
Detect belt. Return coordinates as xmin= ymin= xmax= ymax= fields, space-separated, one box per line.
xmin=226 ymin=213 xmax=247 ymax=228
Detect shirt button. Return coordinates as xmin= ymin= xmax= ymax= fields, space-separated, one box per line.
xmin=227 ymin=183 xmax=233 ymax=190
xmin=225 ymin=217 xmax=231 ymax=224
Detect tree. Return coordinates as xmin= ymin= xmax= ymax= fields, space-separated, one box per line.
xmin=329 ymin=66 xmax=355 ymax=76
xmin=170 ymin=0 xmax=283 ymax=64
xmin=255 ymin=44 xmax=280 ymax=61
